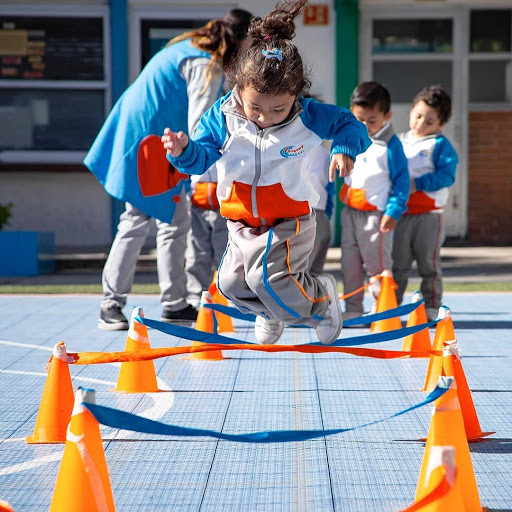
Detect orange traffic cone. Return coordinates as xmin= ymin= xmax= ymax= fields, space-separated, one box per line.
xmin=423 ymin=306 xmax=454 ymax=392
xmin=49 ymin=388 xmax=115 ymax=512
xmin=370 ymin=270 xmax=402 ymax=333
xmin=402 ymin=446 xmax=463 ymax=511
xmin=208 ymin=271 xmax=234 ymax=333
xmin=401 ymin=292 xmax=431 ymax=355
xmin=26 ymin=341 xmax=76 ymax=444
xmin=185 ymin=291 xmax=224 ymax=361
xmin=442 ymin=340 xmax=494 ymax=441
xmin=417 ymin=376 xmax=484 ymax=512
xmin=115 ymin=307 xmax=161 ymax=392
xmin=0 ymin=499 xmax=15 ymax=512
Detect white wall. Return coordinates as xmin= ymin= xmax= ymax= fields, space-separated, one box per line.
xmin=0 ymin=173 xmax=111 ymax=247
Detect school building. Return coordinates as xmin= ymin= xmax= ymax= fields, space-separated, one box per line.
xmin=0 ymin=0 xmax=511 ymax=249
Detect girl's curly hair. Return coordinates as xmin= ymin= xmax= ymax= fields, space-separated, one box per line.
xmin=226 ymin=0 xmax=311 ymax=97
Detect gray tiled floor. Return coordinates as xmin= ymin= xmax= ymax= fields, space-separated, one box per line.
xmin=1 ymin=293 xmax=511 ymax=511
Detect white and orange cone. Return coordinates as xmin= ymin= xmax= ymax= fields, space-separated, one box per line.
xmin=26 ymin=341 xmax=76 ymax=444
xmin=185 ymin=291 xmax=225 ymax=361
xmin=402 ymin=292 xmax=431 ymax=355
xmin=115 ymin=307 xmax=160 ymax=392
xmin=49 ymin=388 xmax=116 ymax=512
xmin=370 ymin=270 xmax=402 ymax=333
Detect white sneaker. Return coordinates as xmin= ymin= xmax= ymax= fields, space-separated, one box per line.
xmin=255 ymin=315 xmax=285 ymax=345
xmin=315 ymin=273 xmax=343 ymax=345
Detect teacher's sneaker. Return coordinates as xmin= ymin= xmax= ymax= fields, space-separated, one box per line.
xmin=255 ymin=315 xmax=285 ymax=345
xmin=315 ymin=273 xmax=343 ymax=345
xmin=98 ymin=305 xmax=129 ymax=331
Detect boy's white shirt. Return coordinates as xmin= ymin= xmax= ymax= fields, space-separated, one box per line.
xmin=399 ymin=130 xmax=450 ymax=210
xmin=343 ymin=122 xmax=392 ymax=212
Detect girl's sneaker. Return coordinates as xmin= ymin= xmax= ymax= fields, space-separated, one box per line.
xmin=315 ymin=273 xmax=343 ymax=345
xmin=255 ymin=315 xmax=285 ymax=345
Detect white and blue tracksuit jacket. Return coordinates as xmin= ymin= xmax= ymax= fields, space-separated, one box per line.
xmin=340 ymin=123 xmax=410 ymax=220
xmin=168 ymin=87 xmax=371 ymax=227
xmin=399 ymin=130 xmax=458 ymax=215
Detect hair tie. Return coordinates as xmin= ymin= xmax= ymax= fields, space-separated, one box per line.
xmin=263 ymin=35 xmax=271 ymax=40
xmin=262 ymin=47 xmax=282 ymax=61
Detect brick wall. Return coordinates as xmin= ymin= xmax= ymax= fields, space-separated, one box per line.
xmin=468 ymin=111 xmax=512 ymax=244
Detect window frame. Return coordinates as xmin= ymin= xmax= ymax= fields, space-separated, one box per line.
xmin=0 ymin=3 xmax=111 ymax=165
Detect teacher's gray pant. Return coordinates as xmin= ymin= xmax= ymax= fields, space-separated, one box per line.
xmin=101 ymin=192 xmax=190 ymax=311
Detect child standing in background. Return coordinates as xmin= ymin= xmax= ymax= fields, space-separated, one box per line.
xmin=185 ymin=164 xmax=228 ymax=309
xmin=393 ymin=85 xmax=458 ymax=321
xmin=162 ymin=0 xmax=371 ymax=345
xmin=340 ymin=82 xmax=410 ymax=321
xmin=307 ymin=144 xmax=335 ymax=276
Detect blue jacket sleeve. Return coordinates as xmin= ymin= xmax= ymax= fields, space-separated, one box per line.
xmin=415 ymin=135 xmax=458 ymax=192
xmin=385 ymin=135 xmax=410 ymax=220
xmin=167 ymin=94 xmax=228 ymax=175
xmin=299 ymin=98 xmax=371 ymax=160
xmin=324 ymin=181 xmax=336 ymax=219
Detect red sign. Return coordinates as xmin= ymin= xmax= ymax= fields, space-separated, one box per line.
xmin=303 ymin=5 xmax=329 ymax=26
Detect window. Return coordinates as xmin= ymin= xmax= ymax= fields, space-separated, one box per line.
xmin=0 ymin=7 xmax=109 ymax=163
xmin=469 ymin=9 xmax=512 ymax=104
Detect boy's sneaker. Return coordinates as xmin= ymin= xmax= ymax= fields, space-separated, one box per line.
xmin=98 ymin=305 xmax=129 ymax=331
xmin=255 ymin=315 xmax=285 ymax=345
xmin=161 ymin=304 xmax=198 ymax=323
xmin=315 ymin=273 xmax=343 ymax=345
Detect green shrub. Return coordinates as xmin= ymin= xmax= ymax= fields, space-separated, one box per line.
xmin=0 ymin=202 xmax=13 ymax=230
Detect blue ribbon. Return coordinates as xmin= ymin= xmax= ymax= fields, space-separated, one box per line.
xmin=82 ymin=381 xmax=449 ymax=443
xmin=136 ymin=314 xmax=437 ymax=348
xmin=204 ymin=300 xmax=423 ymax=327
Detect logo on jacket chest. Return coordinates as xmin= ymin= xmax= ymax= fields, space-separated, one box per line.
xmin=280 ymin=144 xmax=305 ymax=158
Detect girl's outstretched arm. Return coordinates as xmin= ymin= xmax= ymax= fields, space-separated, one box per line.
xmin=162 ymin=128 xmax=189 ymax=157
xmin=329 ymin=154 xmax=354 ymax=181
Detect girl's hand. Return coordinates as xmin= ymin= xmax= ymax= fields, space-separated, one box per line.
xmin=329 ymin=154 xmax=354 ymax=182
xmin=161 ymin=127 xmax=189 ymax=157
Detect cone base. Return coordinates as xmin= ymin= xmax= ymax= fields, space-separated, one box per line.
xmin=182 ymin=355 xmax=228 ymax=361
xmin=110 ymin=387 xmax=168 ymax=394
xmin=468 ymin=431 xmax=495 ymax=442
xmin=26 ymin=435 xmax=65 ymax=444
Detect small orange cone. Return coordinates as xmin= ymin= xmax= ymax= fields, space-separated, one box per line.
xmin=208 ymin=271 xmax=234 ymax=333
xmin=115 ymin=307 xmax=161 ymax=392
xmin=370 ymin=270 xmax=402 ymax=333
xmin=417 ymin=376 xmax=484 ymax=512
xmin=185 ymin=291 xmax=225 ymax=361
xmin=402 ymin=445 xmax=463 ymax=511
xmin=401 ymin=292 xmax=431 ymax=355
xmin=49 ymin=388 xmax=116 ymax=512
xmin=423 ymin=306 xmax=453 ymax=392
xmin=26 ymin=341 xmax=76 ymax=444
xmin=0 ymin=499 xmax=15 ymax=511
xmin=442 ymin=340 xmax=494 ymax=441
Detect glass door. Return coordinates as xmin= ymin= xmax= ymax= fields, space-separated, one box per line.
xmin=360 ymin=6 xmax=467 ymax=238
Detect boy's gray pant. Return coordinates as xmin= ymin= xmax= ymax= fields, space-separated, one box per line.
xmin=341 ymin=207 xmax=393 ymax=314
xmin=218 ymin=212 xmax=330 ymax=327
xmin=101 ymin=191 xmax=190 ymax=310
xmin=392 ymin=212 xmax=444 ymax=310
xmin=185 ymin=205 xmax=228 ymax=308
xmin=308 ymin=209 xmax=331 ymax=276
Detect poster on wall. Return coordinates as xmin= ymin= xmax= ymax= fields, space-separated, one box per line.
xmin=0 ymin=17 xmax=104 ymax=80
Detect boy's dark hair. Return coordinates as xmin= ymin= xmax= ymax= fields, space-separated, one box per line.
xmin=413 ymin=85 xmax=452 ymax=125
xmin=350 ymin=81 xmax=391 ymax=114
xmin=226 ymin=0 xmax=311 ymax=96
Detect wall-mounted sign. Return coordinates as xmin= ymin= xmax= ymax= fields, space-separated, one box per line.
xmin=303 ymin=5 xmax=329 ymax=26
